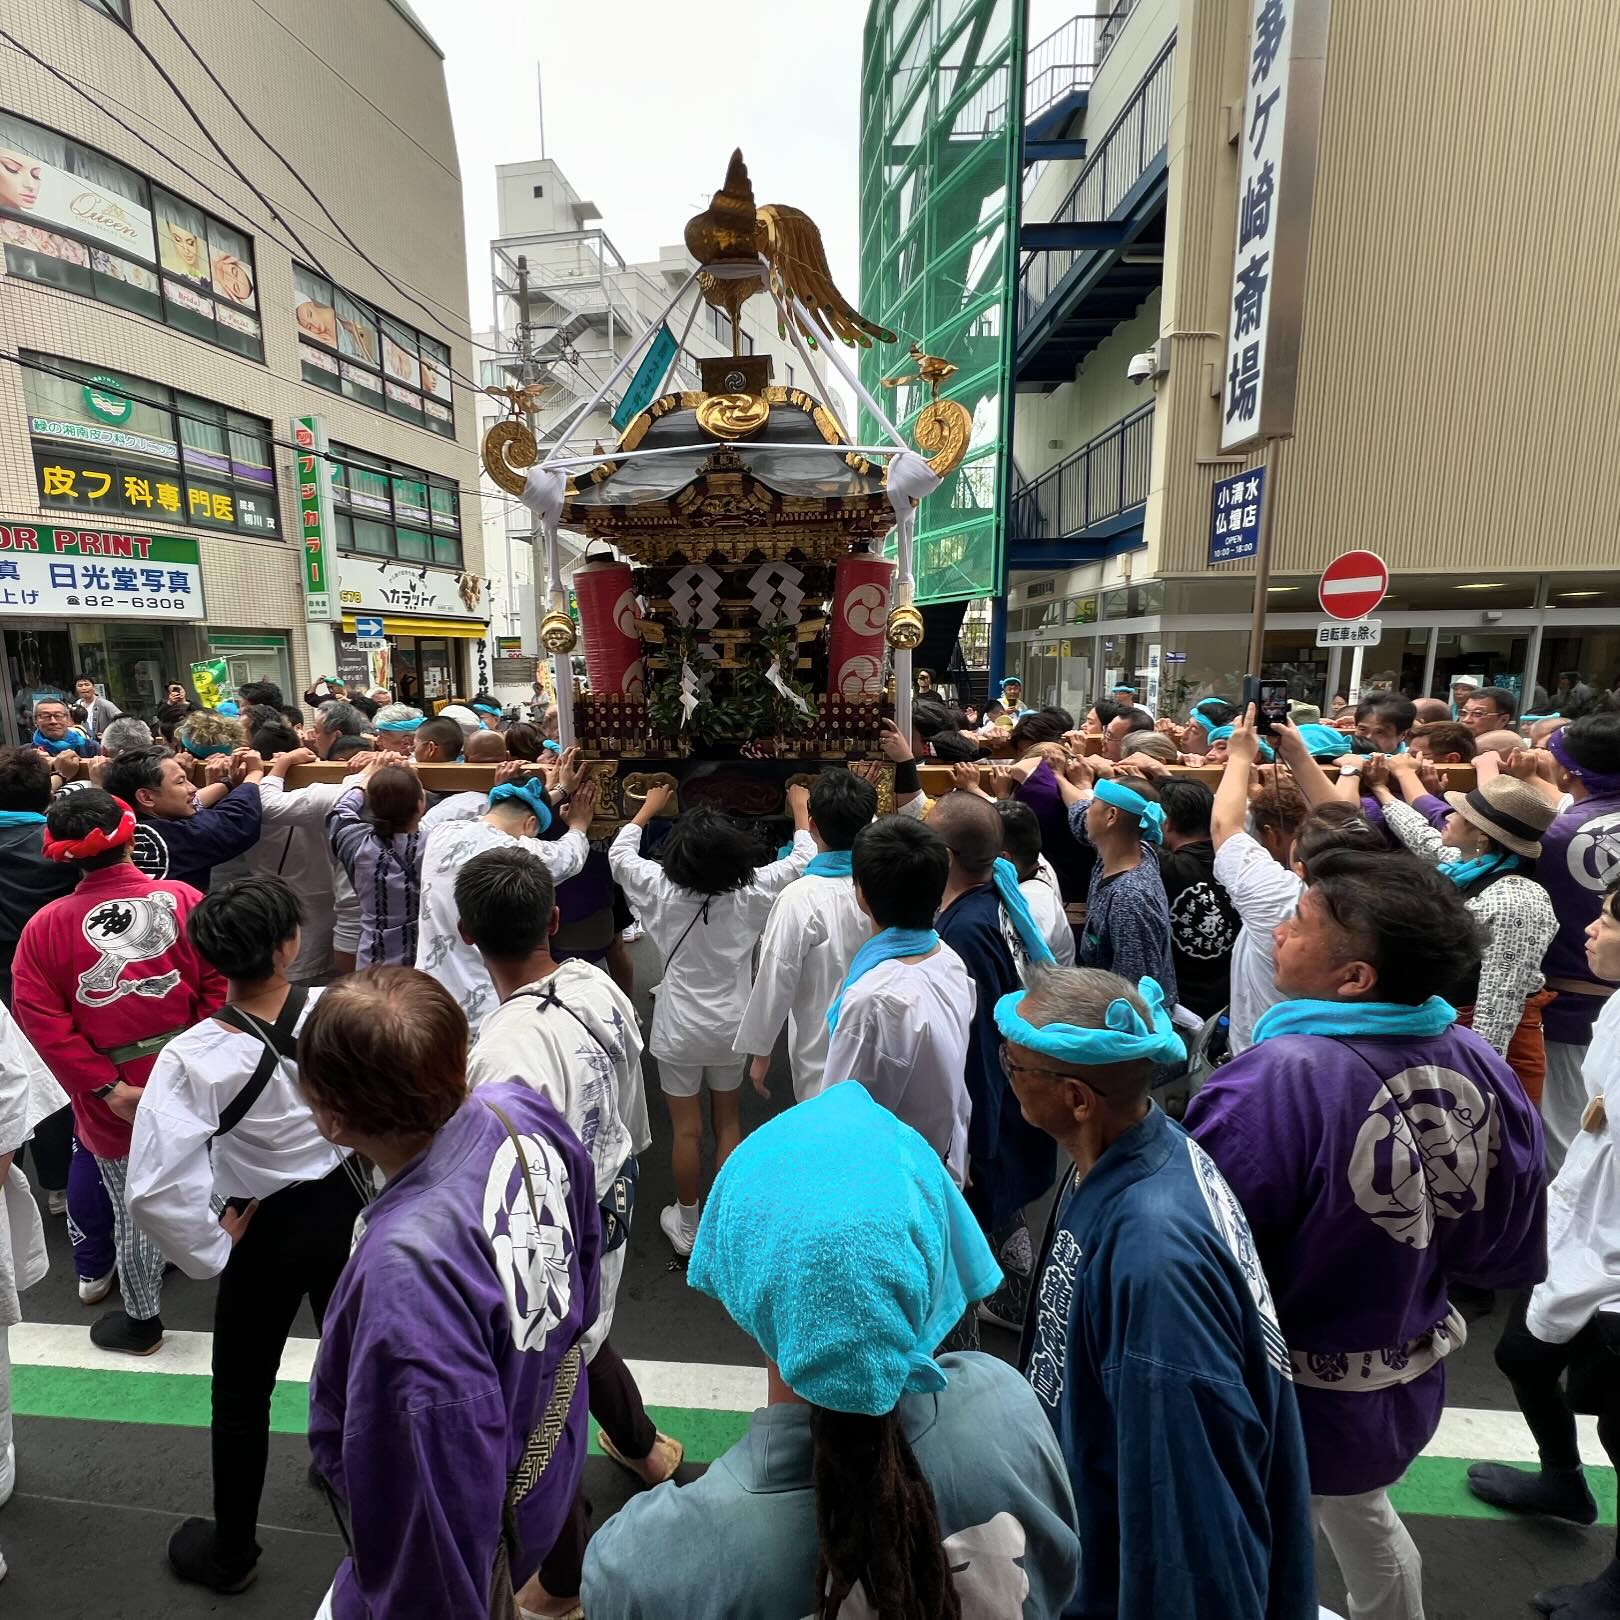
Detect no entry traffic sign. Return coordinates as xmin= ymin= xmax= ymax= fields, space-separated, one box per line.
xmin=1318 ymin=550 xmax=1389 ymax=621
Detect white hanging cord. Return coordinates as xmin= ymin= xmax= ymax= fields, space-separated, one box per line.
xmin=538 ymin=266 xmax=699 ymax=470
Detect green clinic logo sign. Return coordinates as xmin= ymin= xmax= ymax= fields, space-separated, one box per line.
xmin=83 ymin=375 xmax=133 ymax=426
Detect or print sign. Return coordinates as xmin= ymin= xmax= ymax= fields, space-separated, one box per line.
xmin=1219 ymin=0 xmax=1331 ymax=451
xmin=1316 ymin=619 xmax=1381 ymax=648
xmin=1165 ymin=650 xmax=1187 ymax=663
xmin=1209 ymin=466 xmax=1264 ymax=563
xmin=353 ymin=613 xmax=385 ymax=650
xmin=1318 ymin=550 xmax=1389 ymax=620
xmin=293 ymin=414 xmax=338 ymax=624
xmin=610 ymin=324 xmax=679 ymax=432
xmin=0 ymin=521 xmax=202 ymax=620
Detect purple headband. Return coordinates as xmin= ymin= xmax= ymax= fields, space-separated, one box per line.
xmin=1548 ymin=725 xmax=1620 ymax=795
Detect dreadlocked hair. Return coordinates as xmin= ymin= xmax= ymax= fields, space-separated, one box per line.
xmin=811 ymin=1406 xmax=961 ymax=1620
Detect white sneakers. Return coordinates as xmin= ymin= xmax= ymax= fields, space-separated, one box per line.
xmin=659 ymin=1203 xmax=697 ymax=1258
xmin=78 ymin=1266 xmax=115 ymax=1305
xmin=0 ymin=1441 xmax=15 ymax=1509
xmin=46 ymin=1189 xmax=67 ymax=1217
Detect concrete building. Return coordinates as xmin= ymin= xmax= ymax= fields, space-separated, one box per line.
xmin=474 ymin=157 xmax=781 ymax=701
xmin=0 ymin=0 xmax=484 ymax=736
xmin=863 ymin=0 xmax=1620 ymax=717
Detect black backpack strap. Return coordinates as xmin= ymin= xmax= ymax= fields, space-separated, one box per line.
xmin=213 ymin=984 xmax=309 ymax=1139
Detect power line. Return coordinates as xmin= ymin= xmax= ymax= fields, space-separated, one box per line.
xmin=6 ymin=20 xmax=489 ymax=402
xmin=147 ymin=0 xmax=484 ymax=358
xmin=0 ymin=348 xmax=538 ymax=520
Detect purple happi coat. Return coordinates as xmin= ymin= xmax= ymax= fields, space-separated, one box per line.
xmin=310 ymin=1082 xmax=602 ymax=1618
xmin=1185 ymin=1025 xmax=1546 ymax=1496
xmin=1536 ymin=788 xmax=1620 ymax=1045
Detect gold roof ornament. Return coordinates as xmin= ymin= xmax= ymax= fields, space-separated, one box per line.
xmin=685 ymin=150 xmax=896 ymax=350
xmin=881 ymin=343 xmax=959 ymax=400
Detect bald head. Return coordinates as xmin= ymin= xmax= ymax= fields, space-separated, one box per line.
xmin=464 ymin=731 xmax=508 ymax=763
xmin=1473 ymin=728 xmax=1524 ymax=757
xmin=1411 ymin=698 xmax=1451 ymax=724
xmin=926 ymin=790 xmax=1003 ymax=879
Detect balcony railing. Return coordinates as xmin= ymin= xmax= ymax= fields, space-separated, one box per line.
xmin=1023 ymin=15 xmax=1098 ymax=124
xmin=1017 ymin=37 xmax=1174 ymax=328
xmin=1095 ymin=0 xmax=1141 ymax=66
xmin=1013 ymin=403 xmax=1154 ymax=542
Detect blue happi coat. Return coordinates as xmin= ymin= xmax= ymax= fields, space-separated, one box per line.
xmin=1020 ymin=1103 xmax=1317 ymax=1620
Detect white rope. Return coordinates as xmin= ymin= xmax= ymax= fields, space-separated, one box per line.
xmin=538 ymin=266 xmax=699 ymax=471
xmin=543 ymin=439 xmax=904 ymax=472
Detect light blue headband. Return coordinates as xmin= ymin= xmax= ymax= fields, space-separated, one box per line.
xmin=1111 ymin=685 xmax=1137 ymax=695
xmin=1204 ymin=723 xmax=1275 ymax=762
xmin=487 ymin=778 xmax=552 ymax=833
xmin=1193 ymin=697 xmax=1233 ymax=722
xmin=180 ymin=737 xmax=235 ymax=758
xmin=470 ymin=700 xmax=502 ymax=717
xmin=995 ymin=976 xmax=1185 ymax=1068
xmin=1092 ymin=777 xmax=1165 ymax=844
xmin=376 ymin=716 xmax=424 ymax=733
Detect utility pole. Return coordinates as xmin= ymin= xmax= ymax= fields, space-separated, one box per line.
xmin=513 ymin=255 xmax=541 ymax=657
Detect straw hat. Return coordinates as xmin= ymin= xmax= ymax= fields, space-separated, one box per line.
xmin=1443 ymin=775 xmax=1558 ymax=860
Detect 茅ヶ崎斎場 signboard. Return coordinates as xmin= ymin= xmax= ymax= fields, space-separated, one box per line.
xmin=0 ymin=522 xmax=203 ymax=619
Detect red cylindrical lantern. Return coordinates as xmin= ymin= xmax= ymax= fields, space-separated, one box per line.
xmin=828 ymin=553 xmax=896 ymax=698
xmin=574 ymin=558 xmax=645 ymax=696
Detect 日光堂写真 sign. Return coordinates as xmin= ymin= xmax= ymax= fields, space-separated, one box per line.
xmin=0 ymin=522 xmax=204 ymax=619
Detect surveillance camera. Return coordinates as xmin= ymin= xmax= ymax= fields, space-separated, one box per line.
xmin=1126 ymin=350 xmax=1157 ymax=385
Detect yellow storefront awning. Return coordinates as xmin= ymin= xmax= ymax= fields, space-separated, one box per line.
xmin=342 ymin=615 xmax=487 ymax=640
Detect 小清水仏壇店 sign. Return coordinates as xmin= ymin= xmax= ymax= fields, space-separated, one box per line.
xmin=1209 ymin=466 xmax=1265 ymax=564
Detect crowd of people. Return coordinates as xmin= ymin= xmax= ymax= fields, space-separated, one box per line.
xmin=0 ymin=663 xmax=1616 ymax=1620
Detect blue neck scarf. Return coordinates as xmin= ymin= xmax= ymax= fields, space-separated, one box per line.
xmin=1092 ymin=778 xmax=1166 ymax=846
xmin=0 ymin=809 xmax=46 ymax=827
xmin=33 ymin=728 xmax=87 ymax=756
xmin=827 ymin=927 xmax=939 ymax=1032
xmin=991 ymin=856 xmax=1057 ymax=968
xmin=1443 ymin=851 xmax=1519 ymax=888
xmin=806 ymin=849 xmax=854 ymax=878
xmin=1251 ymin=994 xmax=1457 ymax=1046
xmin=487 ymin=779 xmax=553 ymax=833
xmin=994 ymin=975 xmax=1185 ymax=1067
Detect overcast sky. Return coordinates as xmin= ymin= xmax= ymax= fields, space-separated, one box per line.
xmin=411 ymin=0 xmax=870 ymax=333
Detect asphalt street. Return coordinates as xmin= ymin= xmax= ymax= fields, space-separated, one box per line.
xmin=1 ymin=950 xmax=1610 ymax=1618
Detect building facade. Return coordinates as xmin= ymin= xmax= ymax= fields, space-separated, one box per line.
xmin=474 ymin=157 xmax=782 ymax=701
xmin=0 ymin=0 xmax=484 ymax=737
xmin=866 ymin=0 xmax=1620 ymax=717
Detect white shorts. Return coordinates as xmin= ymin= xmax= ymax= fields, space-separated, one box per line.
xmin=657 ymin=1060 xmax=743 ymax=1099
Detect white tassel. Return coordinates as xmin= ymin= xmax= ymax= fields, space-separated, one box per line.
xmin=766 ymin=658 xmax=813 ymax=714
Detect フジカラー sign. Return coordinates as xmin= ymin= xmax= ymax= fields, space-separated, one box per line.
xmin=1316 ymin=619 xmax=1381 ymax=648
xmin=1219 ymin=0 xmax=1332 ymax=452
xmin=293 ymin=415 xmax=339 ymax=623
xmin=0 ymin=522 xmax=204 ymax=620
xmin=1209 ymin=466 xmax=1265 ymax=564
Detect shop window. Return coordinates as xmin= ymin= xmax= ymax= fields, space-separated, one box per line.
xmin=22 ymin=352 xmax=278 ymax=537
xmin=0 ymin=110 xmax=262 ymax=358
xmin=294 ymin=264 xmax=455 ymax=437
xmin=330 ymin=442 xmax=462 ymax=567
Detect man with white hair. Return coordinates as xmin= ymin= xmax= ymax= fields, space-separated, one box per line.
xmin=310 ymin=700 xmax=364 ymax=761
xmin=372 ymin=704 xmax=424 ymax=753
xmin=99 ymin=717 xmax=154 ymax=759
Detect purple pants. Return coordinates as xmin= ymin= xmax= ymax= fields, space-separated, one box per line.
xmin=66 ymin=1134 xmax=115 ymax=1280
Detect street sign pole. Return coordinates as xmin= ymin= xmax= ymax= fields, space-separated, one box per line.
xmin=1347 ymin=641 xmax=1365 ymax=705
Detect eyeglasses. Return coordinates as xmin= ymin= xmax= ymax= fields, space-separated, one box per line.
xmin=998 ymin=1043 xmax=1080 ymax=1085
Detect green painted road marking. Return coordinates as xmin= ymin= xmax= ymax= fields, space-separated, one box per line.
xmin=12 ymin=1365 xmax=751 ymax=1464
xmin=1391 ymin=1455 xmax=1618 ymax=1525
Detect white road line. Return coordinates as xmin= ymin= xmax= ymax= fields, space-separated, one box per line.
xmin=1321 ymin=575 xmax=1385 ymax=595
xmin=8 ymin=1322 xmax=1608 ymax=1464
xmin=9 ymin=1323 xmax=766 ymax=1413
